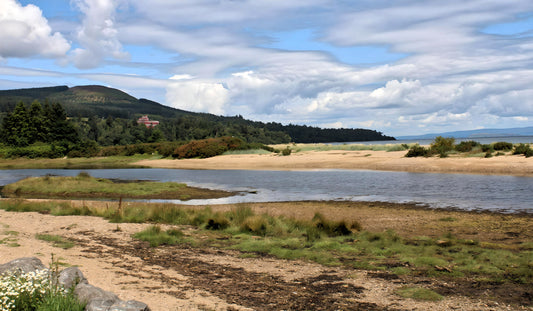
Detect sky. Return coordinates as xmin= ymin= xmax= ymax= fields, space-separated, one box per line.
xmin=1 ymin=0 xmax=533 ymax=136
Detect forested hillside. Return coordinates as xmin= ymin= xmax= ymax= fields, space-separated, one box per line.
xmin=0 ymin=85 xmax=394 ymax=144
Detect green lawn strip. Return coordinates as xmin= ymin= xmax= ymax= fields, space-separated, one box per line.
xmin=1 ymin=173 xmax=235 ymax=200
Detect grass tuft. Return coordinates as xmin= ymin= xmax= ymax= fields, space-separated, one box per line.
xmin=133 ymin=225 xmax=184 ymax=247
xmin=35 ymin=234 xmax=75 ymax=249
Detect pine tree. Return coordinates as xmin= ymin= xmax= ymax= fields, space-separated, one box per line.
xmin=1 ymin=102 xmax=30 ymax=146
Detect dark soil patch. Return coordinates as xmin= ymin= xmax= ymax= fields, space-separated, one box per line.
xmin=73 ymin=231 xmax=399 ymax=311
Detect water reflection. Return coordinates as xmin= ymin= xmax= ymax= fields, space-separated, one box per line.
xmin=0 ymin=168 xmax=531 ymax=213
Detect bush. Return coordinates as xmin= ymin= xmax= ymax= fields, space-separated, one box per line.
xmin=493 ymin=141 xmax=513 ymax=151
xmin=513 ymin=143 xmax=533 ymax=157
xmin=455 ymin=140 xmax=480 ymax=152
xmin=68 ymin=140 xmax=100 ymax=158
xmin=405 ymin=145 xmax=429 ymax=157
xmin=172 ymin=136 xmax=247 ymax=159
xmin=430 ymin=136 xmax=455 ymax=157
xmin=481 ymin=144 xmax=494 ymax=153
xmin=281 ymin=147 xmax=292 ymax=156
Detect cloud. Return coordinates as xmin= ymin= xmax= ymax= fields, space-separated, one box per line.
xmin=166 ymin=76 xmax=229 ymax=115
xmin=3 ymin=0 xmax=533 ymax=136
xmin=71 ymin=0 xmax=129 ymax=69
xmin=0 ymin=0 xmax=70 ymax=59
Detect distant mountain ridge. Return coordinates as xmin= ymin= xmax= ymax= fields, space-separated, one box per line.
xmin=0 ymin=85 xmax=394 ymax=143
xmin=398 ymin=126 xmax=533 ymax=140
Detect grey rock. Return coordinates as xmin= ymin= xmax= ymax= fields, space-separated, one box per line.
xmin=74 ymin=283 xmax=119 ymax=304
xmin=0 ymin=257 xmax=46 ymax=276
xmin=58 ymin=266 xmax=88 ymax=289
xmin=109 ymin=300 xmax=151 ymax=311
xmin=85 ymin=298 xmax=116 ymax=311
xmin=85 ymin=299 xmax=151 ymax=311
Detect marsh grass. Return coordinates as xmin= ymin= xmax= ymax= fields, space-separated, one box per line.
xmin=1 ymin=200 xmax=532 ymax=285
xmin=1 ymin=173 xmax=232 ymax=200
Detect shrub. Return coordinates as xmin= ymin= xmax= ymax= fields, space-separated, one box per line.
xmin=172 ymin=136 xmax=247 ymax=159
xmin=513 ymin=143 xmax=533 ymax=157
xmin=430 ymin=136 xmax=455 ymax=157
xmin=481 ymin=144 xmax=494 ymax=153
xmin=281 ymin=147 xmax=292 ymax=156
xmin=455 ymin=140 xmax=480 ymax=152
xmin=405 ymin=145 xmax=429 ymax=157
xmin=493 ymin=141 xmax=513 ymax=151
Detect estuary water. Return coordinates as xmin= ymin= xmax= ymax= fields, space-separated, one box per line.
xmin=0 ymin=168 xmax=531 ymax=214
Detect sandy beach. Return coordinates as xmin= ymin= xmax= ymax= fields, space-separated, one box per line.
xmin=135 ymin=149 xmax=533 ymax=177
xmin=1 ymin=201 xmax=531 ymax=310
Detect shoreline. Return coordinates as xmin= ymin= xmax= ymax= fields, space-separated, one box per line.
xmin=134 ymin=149 xmax=533 ymax=177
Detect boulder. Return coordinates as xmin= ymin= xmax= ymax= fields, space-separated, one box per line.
xmin=58 ymin=266 xmax=88 ymax=289
xmin=75 ymin=283 xmax=119 ymax=304
xmin=110 ymin=300 xmax=151 ymax=311
xmin=0 ymin=257 xmax=46 ymax=276
xmin=86 ymin=299 xmax=151 ymax=311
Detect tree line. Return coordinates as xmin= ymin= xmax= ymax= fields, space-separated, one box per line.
xmin=0 ymin=100 xmax=395 ymax=158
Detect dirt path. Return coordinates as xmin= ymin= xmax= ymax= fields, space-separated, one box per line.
xmin=1 ymin=207 xmax=530 ymax=310
xmin=134 ymin=150 xmax=533 ymax=177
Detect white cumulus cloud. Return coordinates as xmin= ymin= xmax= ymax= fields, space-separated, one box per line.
xmin=166 ymin=76 xmax=229 ymax=115
xmin=0 ymin=0 xmax=70 ymax=59
xmin=71 ymin=0 xmax=129 ymax=69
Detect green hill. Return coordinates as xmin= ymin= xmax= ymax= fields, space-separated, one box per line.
xmin=0 ymin=85 xmax=394 ymax=143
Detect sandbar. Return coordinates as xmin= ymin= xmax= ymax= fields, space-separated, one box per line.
xmin=135 ymin=149 xmax=533 ymax=177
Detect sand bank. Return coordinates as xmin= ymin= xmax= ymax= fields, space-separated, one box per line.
xmin=135 ymin=150 xmax=533 ymax=177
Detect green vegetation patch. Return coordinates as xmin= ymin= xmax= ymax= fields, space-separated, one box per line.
xmin=405 ymin=137 xmax=532 ymax=158
xmin=1 ymin=172 xmax=235 ymax=200
xmin=133 ymin=225 xmax=185 ymax=247
xmin=35 ymin=234 xmax=76 ymax=249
